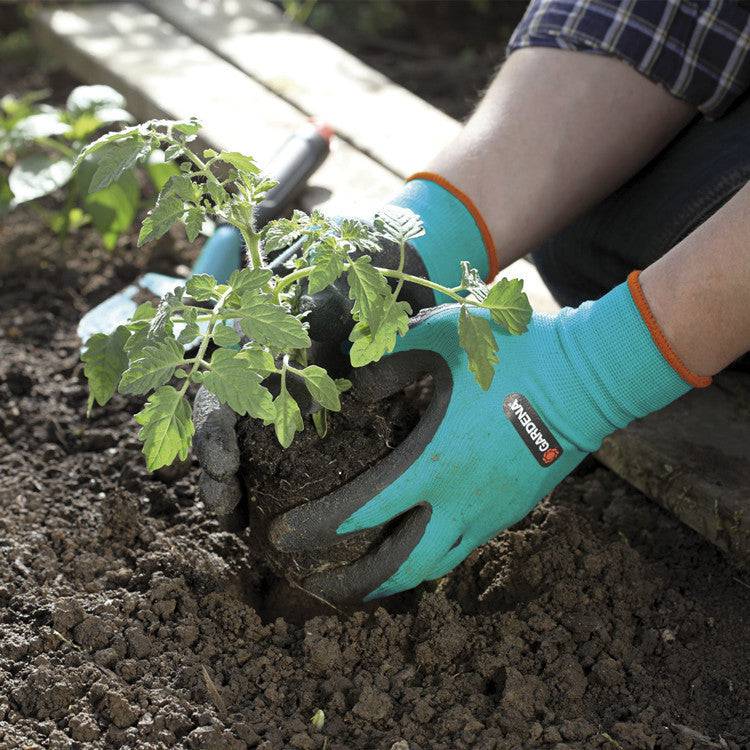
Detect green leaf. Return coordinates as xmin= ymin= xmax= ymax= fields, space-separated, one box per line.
xmin=237 ymin=296 xmax=311 ymax=351
xmin=172 ymin=118 xmax=202 ymax=136
xmin=338 ymin=218 xmax=381 ymax=254
xmin=347 ymin=255 xmax=391 ymax=332
xmin=14 ymin=111 xmax=68 ymax=139
xmin=186 ymin=274 xmax=217 ymax=301
xmin=218 ymin=151 xmax=259 ymax=175
xmin=176 ymin=307 xmax=200 ymax=345
xmin=9 ymin=153 xmax=73 ymax=205
xmin=299 ymin=365 xmax=341 ymax=411
xmin=138 ymin=189 xmax=184 ymax=246
xmin=212 ymin=323 xmax=241 ymax=347
xmin=348 ymin=297 xmax=411 ymax=367
xmin=458 ymin=306 xmax=498 ymax=390
xmin=134 ymin=385 xmax=194 ymax=471
xmin=83 ymin=169 xmax=139 ymax=251
xmin=374 ymin=205 xmax=425 ymax=245
xmin=86 ymin=136 xmax=148 ymax=193
xmin=202 ymin=349 xmax=274 ymax=420
xmin=307 ymin=242 xmax=346 ymax=295
xmin=262 ymin=212 xmax=306 ymax=253
xmin=72 ymin=124 xmax=143 ymax=173
xmin=336 ymin=378 xmax=352 ymax=393
xmin=272 ymin=379 xmax=304 ymax=448
xmin=483 ymin=278 xmax=532 ymax=335
xmin=67 ymin=84 xmax=125 ymax=114
xmin=228 ymin=267 xmax=273 ymax=296
xmin=236 ymin=346 xmax=276 ymax=374
xmin=0 ymin=173 xmax=12 ymax=216
xmin=184 ymin=206 xmax=203 ymax=242
xmin=119 ymin=336 xmax=184 ymax=395
xmin=148 ymin=286 xmax=184 ymax=339
xmin=81 ymin=326 xmax=130 ymax=414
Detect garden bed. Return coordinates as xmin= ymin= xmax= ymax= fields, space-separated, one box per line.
xmin=1 ymin=10 xmax=750 ymax=750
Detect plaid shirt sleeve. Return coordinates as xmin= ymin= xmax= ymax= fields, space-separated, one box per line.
xmin=507 ymin=0 xmax=750 ymax=118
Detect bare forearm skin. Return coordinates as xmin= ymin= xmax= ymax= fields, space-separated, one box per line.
xmin=430 ymin=48 xmax=696 ymax=267
xmin=640 ymin=182 xmax=750 ymax=377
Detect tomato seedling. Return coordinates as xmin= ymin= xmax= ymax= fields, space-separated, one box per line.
xmin=78 ymin=118 xmax=532 ymax=470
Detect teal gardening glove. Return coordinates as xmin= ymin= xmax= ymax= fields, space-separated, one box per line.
xmin=269 ymin=269 xmax=711 ymax=602
xmin=194 ymin=173 xmax=499 ymax=511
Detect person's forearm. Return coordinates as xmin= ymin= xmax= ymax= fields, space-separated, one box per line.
xmin=640 ymin=181 xmax=750 ymax=377
xmin=429 ymin=48 xmax=695 ymax=267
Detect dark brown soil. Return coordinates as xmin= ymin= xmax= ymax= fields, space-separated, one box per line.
xmin=2 ymin=13 xmax=750 ymax=750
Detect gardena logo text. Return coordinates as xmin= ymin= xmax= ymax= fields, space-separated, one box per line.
xmin=502 ymin=393 xmax=562 ymax=467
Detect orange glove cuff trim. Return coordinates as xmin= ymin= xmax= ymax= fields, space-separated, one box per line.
xmin=627 ymin=270 xmax=712 ymax=389
xmin=407 ymin=171 xmax=500 ymax=282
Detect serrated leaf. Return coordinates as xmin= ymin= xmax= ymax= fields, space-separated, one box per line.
xmin=236 ymin=346 xmax=276 ymax=374
xmin=138 ymin=192 xmax=183 ymax=246
xmin=307 ymin=242 xmax=346 ymax=295
xmin=134 ymin=385 xmax=194 ymax=471
xmin=148 ymin=286 xmax=184 ymax=339
xmin=202 ymin=349 xmax=274 ymax=420
xmin=299 ymin=365 xmax=341 ymax=411
xmin=172 ymin=118 xmax=201 ymax=136
xmin=184 ymin=206 xmax=203 ymax=241
xmin=218 ymin=151 xmax=259 ymax=175
xmin=228 ymin=267 xmax=273 ymax=296
xmin=483 ymin=278 xmax=532 ymax=335
xmin=262 ymin=213 xmax=306 ymax=254
xmin=338 ymin=218 xmax=381 ymax=254
xmin=458 ymin=306 xmax=498 ymax=390
xmin=186 ymin=274 xmax=217 ymax=301
xmin=348 ymin=297 xmax=411 ymax=367
xmin=204 ymin=175 xmax=229 ymax=205
xmin=81 ymin=326 xmax=130 ymax=413
xmin=272 ymin=379 xmax=304 ymax=448
xmin=72 ymin=123 xmax=143 ymax=172
xmin=119 ymin=337 xmax=184 ymax=395
xmin=237 ymin=296 xmax=310 ymax=351
xmin=347 ymin=255 xmax=391 ymax=333
xmin=9 ymin=153 xmax=73 ymax=205
xmin=176 ymin=307 xmax=200 ymax=345
xmin=374 ymin=205 xmax=425 ymax=245
xmin=212 ymin=323 xmax=241 ymax=347
xmin=86 ymin=136 xmax=147 ymax=193
xmin=132 ymin=302 xmax=156 ymax=322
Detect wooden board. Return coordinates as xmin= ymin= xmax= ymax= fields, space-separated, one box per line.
xmin=143 ymin=0 xmax=460 ymax=179
xmin=597 ymin=372 xmax=750 ymax=565
xmin=32 ymin=2 xmax=400 ymax=217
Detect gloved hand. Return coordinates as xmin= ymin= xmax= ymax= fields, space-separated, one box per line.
xmin=194 ymin=173 xmax=500 ymax=512
xmin=266 ymin=272 xmax=710 ymax=602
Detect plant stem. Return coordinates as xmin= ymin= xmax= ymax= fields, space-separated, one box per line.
xmin=377 ymin=268 xmax=472 ymax=304
xmin=35 ymin=136 xmax=76 ymax=159
xmin=240 ymin=226 xmax=263 ymax=270
xmin=179 ymin=288 xmax=231 ymax=397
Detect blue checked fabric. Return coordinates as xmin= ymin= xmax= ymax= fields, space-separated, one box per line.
xmin=508 ymin=0 xmax=750 ymax=118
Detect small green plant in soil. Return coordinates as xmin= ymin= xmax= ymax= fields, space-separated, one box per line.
xmin=78 ymin=117 xmax=532 ymax=470
xmin=0 ymin=84 xmax=174 ymax=248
